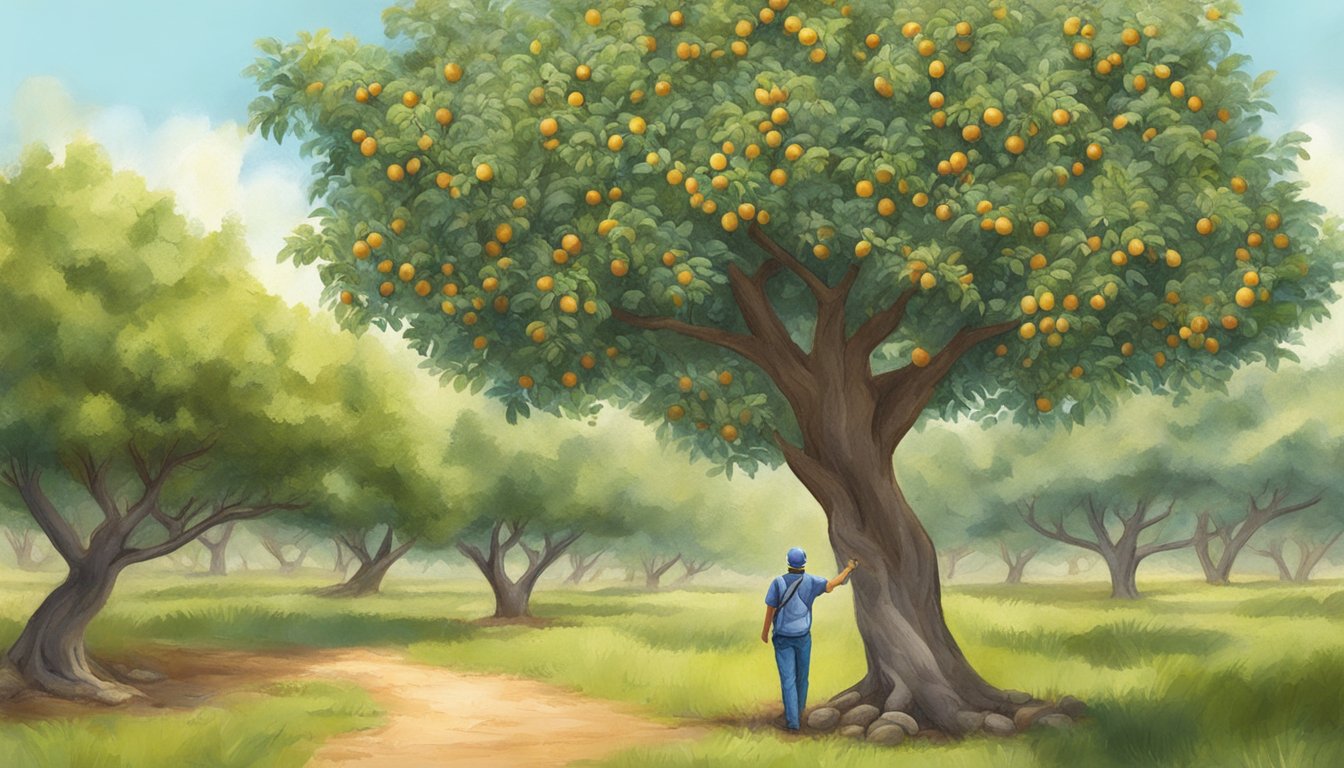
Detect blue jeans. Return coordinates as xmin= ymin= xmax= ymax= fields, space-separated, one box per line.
xmin=772 ymin=632 xmax=812 ymax=729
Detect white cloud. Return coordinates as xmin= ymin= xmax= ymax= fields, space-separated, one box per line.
xmin=1285 ymin=89 xmax=1344 ymax=367
xmin=6 ymin=76 xmax=324 ymax=311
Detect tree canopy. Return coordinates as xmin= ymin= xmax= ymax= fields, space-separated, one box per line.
xmin=252 ymin=0 xmax=1338 ymax=477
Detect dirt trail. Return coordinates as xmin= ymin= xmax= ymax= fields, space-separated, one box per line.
xmin=303 ymin=648 xmax=707 ymax=767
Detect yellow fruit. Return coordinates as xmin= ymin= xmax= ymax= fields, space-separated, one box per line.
xmin=1063 ymin=17 xmax=1081 ymax=36
xmin=1052 ymin=109 xmax=1071 ymax=126
xmin=443 ymin=63 xmax=464 ymax=82
xmin=721 ymin=212 xmax=740 ymax=232
xmin=877 ymin=198 xmax=896 ymax=216
xmin=994 ymin=216 xmax=1013 ymax=236
xmin=355 ymin=87 xmax=369 ymax=103
xmin=911 ymin=347 xmax=931 ymax=367
xmin=721 ymin=425 xmax=739 ymax=442
xmin=1021 ymin=295 xmax=1039 ymax=315
xmin=855 ymin=180 xmax=875 ymax=198
xmin=397 ymin=263 xmax=415 ymax=282
xmin=1154 ymin=64 xmax=1171 ymax=79
xmin=1020 ymin=322 xmax=1037 ymax=339
xmin=1005 ymin=135 xmax=1026 ymax=154
xmin=1073 ymin=42 xmax=1093 ymax=60
xmin=917 ymin=39 xmax=935 ymax=56
xmin=667 ymin=405 xmax=685 ymax=421
xmin=351 ymin=128 xmax=368 ymax=143
xmin=1235 ymin=287 xmax=1255 ymax=307
xmin=1029 ymin=253 xmax=1048 ymax=270
xmin=1196 ymin=217 xmax=1214 ymax=235
xmin=1090 ymin=295 xmax=1107 ymax=311
xmin=902 ymin=22 xmax=922 ymax=38
xmin=610 ymin=260 xmax=629 ymax=277
xmin=387 ymin=164 xmax=405 ymax=181
xmin=475 ymin=163 xmax=494 ymax=182
xmin=360 ymin=136 xmax=378 ymax=157
xmin=919 ymin=272 xmax=937 ymax=289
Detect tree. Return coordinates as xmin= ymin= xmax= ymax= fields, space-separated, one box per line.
xmin=258 ymin=525 xmax=316 ymax=574
xmin=0 ymin=144 xmax=398 ymax=701
xmin=448 ymin=415 xmax=632 ymax=618
xmin=1188 ymin=358 xmax=1341 ymax=583
xmin=198 ymin=522 xmax=237 ymax=577
xmin=564 ymin=547 xmax=607 ymax=584
xmin=251 ymin=1 xmax=1340 ymax=732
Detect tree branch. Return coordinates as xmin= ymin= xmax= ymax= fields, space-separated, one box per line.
xmin=849 ymin=288 xmax=918 ymax=361
xmin=747 ymin=221 xmax=829 ymax=298
xmin=118 ymin=499 xmax=303 ymax=566
xmin=4 ymin=459 xmax=85 ymax=564
xmin=1019 ymin=498 xmax=1101 ymax=554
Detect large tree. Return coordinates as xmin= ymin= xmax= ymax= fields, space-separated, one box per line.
xmin=252 ymin=1 xmax=1339 ymax=732
xmin=0 ymin=144 xmax=448 ymax=701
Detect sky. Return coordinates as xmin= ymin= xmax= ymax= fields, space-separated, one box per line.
xmin=2 ymin=0 xmax=1341 ymax=359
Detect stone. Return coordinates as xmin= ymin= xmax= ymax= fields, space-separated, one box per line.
xmin=877 ymin=711 xmax=919 ymax=735
xmin=828 ymin=691 xmax=863 ymax=711
xmin=124 ymin=668 xmax=166 ymax=683
xmin=1013 ymin=703 xmax=1056 ymax=731
xmin=838 ymin=724 xmax=867 ymax=739
xmin=983 ymin=713 xmax=1016 ymax=735
xmin=839 ymin=704 xmax=880 ymax=729
xmin=866 ymin=724 xmax=906 ymax=745
xmin=1057 ymin=695 xmax=1087 ymax=719
xmin=1036 ymin=713 xmax=1074 ymax=729
xmin=954 ymin=710 xmax=986 ymax=733
xmin=807 ymin=707 xmax=840 ymax=731
xmin=1004 ymin=689 xmax=1033 ymax=705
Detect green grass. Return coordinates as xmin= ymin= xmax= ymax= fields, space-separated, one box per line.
xmin=0 ymin=679 xmax=381 ymax=768
xmin=0 ymin=568 xmax=1341 ymax=767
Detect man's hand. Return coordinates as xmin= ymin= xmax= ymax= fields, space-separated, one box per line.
xmin=761 ymin=629 xmax=770 ymax=644
xmin=846 ymin=558 xmax=859 ymax=572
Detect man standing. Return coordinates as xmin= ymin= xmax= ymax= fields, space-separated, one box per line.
xmin=761 ymin=547 xmax=858 ymax=730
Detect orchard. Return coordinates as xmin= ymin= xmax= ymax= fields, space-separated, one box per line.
xmin=251 ymin=0 xmax=1338 ymax=733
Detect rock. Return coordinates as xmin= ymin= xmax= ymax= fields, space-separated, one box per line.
xmin=866 ymin=724 xmax=906 ymax=745
xmin=807 ymin=707 xmax=840 ymax=731
xmin=124 ymin=668 xmax=166 ymax=683
xmin=983 ymin=713 xmax=1016 ymax=735
xmin=954 ymin=710 xmax=986 ymax=733
xmin=838 ymin=724 xmax=867 ymax=739
xmin=1004 ymin=689 xmax=1033 ymax=705
xmin=1013 ymin=703 xmax=1057 ymax=731
xmin=839 ymin=704 xmax=880 ymax=728
xmin=1036 ymin=713 xmax=1074 ymax=729
xmin=828 ymin=691 xmax=863 ymax=711
xmin=1057 ymin=695 xmax=1087 ymax=719
xmin=877 ymin=711 xmax=919 ymax=735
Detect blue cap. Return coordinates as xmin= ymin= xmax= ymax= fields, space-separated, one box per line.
xmin=787 ymin=547 xmax=807 ymax=568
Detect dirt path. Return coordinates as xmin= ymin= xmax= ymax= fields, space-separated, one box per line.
xmin=302 ymin=648 xmax=707 ymax=767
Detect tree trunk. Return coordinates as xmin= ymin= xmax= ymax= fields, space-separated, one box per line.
xmin=316 ymin=527 xmax=414 ymax=597
xmin=1251 ymin=538 xmax=1294 ymax=581
xmin=199 ymin=521 xmax=236 ymax=577
xmin=998 ymin=542 xmax=1037 ymax=585
xmin=1065 ymin=554 xmax=1094 ymax=576
xmin=457 ymin=521 xmax=581 ymax=619
xmin=941 ymin=546 xmax=971 ymax=581
xmin=4 ymin=528 xmax=45 ymax=571
xmin=332 ymin=536 xmax=353 ymax=575
xmin=6 ymin=558 xmax=136 ymax=703
xmin=565 ymin=550 xmax=604 ymax=584
xmin=1292 ymin=531 xmax=1343 ymax=582
xmin=642 ymin=554 xmax=681 ymax=591
xmin=1022 ymin=497 xmax=1192 ymax=601
xmin=261 ymin=532 xmax=312 ymax=574
xmin=675 ymin=558 xmax=713 ymax=586
xmin=1194 ymin=492 xmax=1322 ymax=586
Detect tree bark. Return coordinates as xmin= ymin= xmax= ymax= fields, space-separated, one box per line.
xmin=1192 ymin=491 xmax=1322 ymax=585
xmin=332 ymin=536 xmax=354 ymax=575
xmin=998 ymin=542 xmax=1038 ymax=585
xmin=199 ymin=521 xmax=236 ymax=576
xmin=1022 ymin=496 xmax=1192 ymax=600
xmin=4 ymin=528 xmax=46 ymax=571
xmin=642 ymin=554 xmax=682 ymax=590
xmin=457 ymin=521 xmax=581 ymax=618
xmin=941 ymin=546 xmax=972 ymax=581
xmin=1292 ymin=531 xmax=1342 ymax=582
xmin=316 ymin=526 xmax=415 ymax=597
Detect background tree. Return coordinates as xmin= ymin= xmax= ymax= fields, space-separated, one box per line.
xmin=252 ymin=0 xmax=1340 ymax=731
xmin=197 ymin=522 xmax=237 ymax=577
xmin=1188 ymin=359 xmax=1339 ymax=583
xmin=0 ymin=144 xmax=398 ymax=701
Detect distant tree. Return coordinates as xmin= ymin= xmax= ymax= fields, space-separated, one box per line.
xmin=252 ymin=0 xmax=1341 ymax=730
xmin=3 ymin=526 xmax=47 ymax=572
xmin=197 ymin=522 xmax=238 ymax=577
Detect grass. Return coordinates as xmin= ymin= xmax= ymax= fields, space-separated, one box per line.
xmin=0 ymin=679 xmax=380 ymax=768
xmin=0 ymin=568 xmax=1341 ymax=766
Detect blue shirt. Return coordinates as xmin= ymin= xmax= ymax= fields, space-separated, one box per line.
xmin=765 ymin=573 xmax=828 ymax=637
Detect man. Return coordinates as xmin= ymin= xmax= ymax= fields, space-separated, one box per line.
xmin=761 ymin=547 xmax=858 ymax=731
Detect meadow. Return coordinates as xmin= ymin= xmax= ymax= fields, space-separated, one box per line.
xmin=0 ymin=569 xmax=1340 ymax=767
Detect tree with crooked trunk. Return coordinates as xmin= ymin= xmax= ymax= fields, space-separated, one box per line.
xmin=997 ymin=541 xmax=1039 ymax=585
xmin=331 ymin=536 xmax=356 ymax=576
xmin=198 ymin=522 xmax=237 ymax=577
xmin=641 ymin=553 xmax=682 ymax=590
xmin=1192 ymin=489 xmax=1321 ymax=585
xmin=565 ymin=549 xmax=606 ymax=584
xmin=253 ymin=0 xmax=1341 ymax=733
xmin=1022 ymin=497 xmax=1193 ymax=599
xmin=0 ymin=143 xmax=445 ymax=702
xmin=1065 ymin=554 xmax=1097 ymax=577
xmin=457 ymin=520 xmax=582 ymax=618
xmin=1251 ymin=532 xmax=1343 ymax=582
xmin=317 ymin=525 xmax=418 ymax=597
xmin=675 ymin=558 xmax=714 ymax=586
xmin=259 ymin=528 xmax=315 ymax=574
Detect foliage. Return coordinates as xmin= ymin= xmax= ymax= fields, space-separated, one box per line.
xmin=251 ymin=0 xmax=1339 ymax=478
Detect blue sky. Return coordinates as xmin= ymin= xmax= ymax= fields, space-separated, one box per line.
xmin=4 ymin=1 xmax=1341 ymax=132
